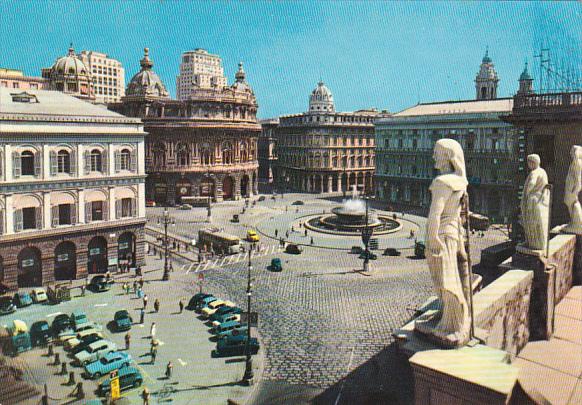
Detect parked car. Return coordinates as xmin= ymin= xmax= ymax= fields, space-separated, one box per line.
xmin=209 ymin=306 xmax=242 ymax=322
xmin=51 ymin=314 xmax=73 ymax=336
xmin=257 ymin=196 xmax=266 ymax=202
xmin=201 ymin=300 xmax=235 ymax=319
xmin=30 ymin=321 xmax=51 ymax=346
xmin=74 ymin=322 xmax=101 ymax=335
xmin=74 ymin=340 xmax=117 ymax=366
xmin=187 ymin=293 xmax=213 ymax=311
xmin=89 ymin=276 xmax=111 ymax=292
xmin=231 ymin=214 xmax=240 ymax=223
xmin=211 ymin=314 xmax=241 ymax=331
xmin=84 ymin=351 xmax=131 ymax=379
xmin=291 ymin=200 xmax=304 ymax=206
xmin=350 ymin=246 xmax=364 ymax=254
xmin=213 ymin=337 xmax=259 ymax=357
xmin=285 ymin=244 xmax=303 ymax=254
xmin=213 ymin=319 xmax=244 ymax=336
xmin=217 ymin=324 xmax=248 ymax=340
xmin=359 ymin=251 xmax=378 ymax=260
xmin=195 ymin=296 xmax=218 ymax=313
xmin=113 ymin=310 xmax=133 ymax=332
xmin=0 ymin=295 xmax=17 ymax=315
xmin=383 ymin=248 xmax=401 ymax=256
xmin=246 ymin=230 xmax=260 ymax=242
xmin=31 ymin=288 xmax=48 ymax=304
xmin=98 ymin=366 xmax=143 ymax=397
xmin=70 ymin=310 xmax=89 ymax=330
xmin=179 ymin=204 xmax=193 ymax=210
xmin=65 ymin=331 xmax=104 ymax=352
xmin=69 ymin=333 xmax=104 ymax=355
xmin=13 ymin=292 xmax=33 ymax=308
xmin=269 ymin=258 xmax=283 ymax=272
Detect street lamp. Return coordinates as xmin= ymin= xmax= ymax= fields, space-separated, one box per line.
xmin=342 ymin=157 xmax=347 ymax=199
xmin=242 ymin=243 xmax=254 ymax=385
xmin=363 ymin=196 xmax=371 ymax=273
xmin=206 ymin=169 xmax=212 ymax=223
xmin=158 ymin=208 xmax=175 ymax=281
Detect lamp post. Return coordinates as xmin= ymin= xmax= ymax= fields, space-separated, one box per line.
xmin=158 ymin=208 xmax=175 ymax=281
xmin=342 ymin=157 xmax=347 ymax=199
xmin=363 ymin=196 xmax=370 ymax=273
xmin=242 ymin=243 xmax=254 ymax=385
xmin=206 ymin=169 xmax=212 ymax=223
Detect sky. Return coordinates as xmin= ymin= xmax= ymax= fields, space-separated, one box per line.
xmin=1 ymin=1 xmax=580 ymax=118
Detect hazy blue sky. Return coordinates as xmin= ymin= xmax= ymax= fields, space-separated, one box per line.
xmin=1 ymin=1 xmax=580 ymax=118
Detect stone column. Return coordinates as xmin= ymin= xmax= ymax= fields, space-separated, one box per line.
xmin=43 ymin=191 xmax=51 ymax=230
xmin=328 ymin=176 xmax=333 ymax=193
xmin=5 ymin=194 xmax=14 ymax=234
xmin=320 ymin=175 xmax=324 ymax=193
xmin=78 ymin=189 xmax=85 ymax=224
xmin=337 ymin=174 xmax=342 ymax=195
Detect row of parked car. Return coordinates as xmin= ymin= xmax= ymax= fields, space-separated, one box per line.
xmin=188 ymin=293 xmax=259 ymax=357
xmin=0 ymin=289 xmax=49 ymax=316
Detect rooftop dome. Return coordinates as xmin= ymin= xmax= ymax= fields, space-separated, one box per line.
xmin=231 ymin=62 xmax=252 ymax=93
xmin=482 ymin=48 xmax=492 ymax=64
xmin=520 ymin=62 xmax=533 ymax=81
xmin=126 ymin=48 xmax=169 ymax=98
xmin=51 ymin=45 xmax=90 ymax=76
xmin=309 ymin=80 xmax=335 ymax=113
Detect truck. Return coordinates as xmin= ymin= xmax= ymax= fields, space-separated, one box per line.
xmin=3 ymin=320 xmax=32 ymax=355
xmin=198 ymin=228 xmax=242 ymax=255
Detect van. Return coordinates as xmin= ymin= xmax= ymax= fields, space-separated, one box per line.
xmin=98 ymin=366 xmax=143 ymax=396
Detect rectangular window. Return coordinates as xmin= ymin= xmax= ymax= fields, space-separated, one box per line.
xmin=23 ymin=207 xmax=36 ymax=230
xmin=91 ymin=201 xmax=104 ymax=221
xmin=121 ymin=198 xmax=133 ymax=217
xmin=59 ymin=204 xmax=72 ymax=225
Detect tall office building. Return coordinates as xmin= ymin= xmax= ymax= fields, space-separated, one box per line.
xmin=77 ymin=50 xmax=125 ymax=103
xmin=176 ymin=49 xmax=228 ymax=100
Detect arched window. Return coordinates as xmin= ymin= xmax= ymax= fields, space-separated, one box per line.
xmin=21 ymin=151 xmax=35 ymax=175
xmin=57 ymin=150 xmax=71 ymax=173
xmin=120 ymin=149 xmax=131 ymax=170
xmin=202 ymin=149 xmax=211 ymax=165
xmin=222 ymin=143 xmax=233 ymax=165
xmin=152 ymin=143 xmax=166 ymax=167
xmin=90 ymin=149 xmax=102 ymax=172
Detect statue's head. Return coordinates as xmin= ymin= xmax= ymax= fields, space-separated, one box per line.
xmin=527 ymin=154 xmax=541 ymax=170
xmin=433 ymin=139 xmax=466 ymax=178
xmin=570 ymin=145 xmax=582 ymax=160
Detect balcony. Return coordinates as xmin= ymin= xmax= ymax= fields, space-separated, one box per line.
xmin=511 ymin=92 xmax=582 ymax=118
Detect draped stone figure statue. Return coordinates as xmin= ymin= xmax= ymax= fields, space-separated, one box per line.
xmin=563 ymin=145 xmax=582 ymax=234
xmin=519 ymin=154 xmax=550 ymax=252
xmin=415 ymin=139 xmax=471 ymax=348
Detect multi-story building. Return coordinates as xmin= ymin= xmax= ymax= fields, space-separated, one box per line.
xmin=77 ymin=50 xmax=125 ymax=104
xmin=176 ymin=49 xmax=228 ymax=101
xmin=42 ymin=45 xmax=95 ymax=101
xmin=258 ymin=118 xmax=279 ymax=192
xmin=111 ymin=48 xmax=260 ymax=205
xmin=0 ymin=87 xmax=146 ymax=291
xmin=375 ymin=51 xmax=525 ymax=222
xmin=0 ymin=68 xmax=46 ymax=90
xmin=275 ymin=81 xmax=387 ymax=195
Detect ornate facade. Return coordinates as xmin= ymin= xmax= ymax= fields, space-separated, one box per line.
xmin=42 ymin=45 xmax=95 ymax=101
xmin=0 ymin=88 xmax=146 ymax=291
xmin=258 ymin=118 xmax=279 ymax=191
xmin=275 ymin=81 xmax=387 ymax=195
xmin=110 ymin=49 xmax=260 ymax=205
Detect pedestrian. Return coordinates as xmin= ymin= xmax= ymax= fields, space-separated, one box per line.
xmin=139 ymin=277 xmax=144 ymax=288
xmin=170 ymin=262 xmax=174 ymax=272
xmin=198 ymin=253 xmax=202 ymax=263
xmin=143 ymin=294 xmax=149 ymax=309
xmin=173 ymin=241 xmax=177 ymax=250
xmin=133 ymin=280 xmax=138 ymax=292
xmin=291 ymin=226 xmax=294 ymax=232
xmin=138 ymin=287 xmax=143 ymax=299
xmin=286 ymin=230 xmax=289 ymax=238
xmin=150 ymin=322 xmax=156 ymax=338
xmin=410 ymin=229 xmax=415 ymax=239
xmin=152 ymin=246 xmax=157 ymax=256
xmin=165 ymin=361 xmax=173 ymax=379
xmin=285 ymin=206 xmax=288 ymax=212
xmin=142 ymin=387 xmax=151 ymax=405
xmin=311 ymin=236 xmax=314 ymax=245
xmin=125 ymin=332 xmax=131 ymax=350
xmin=137 ymin=266 xmax=142 ymax=277
xmin=304 ymin=229 xmax=308 ymax=237
xmin=179 ymin=300 xmax=184 ymax=313
xmin=154 ymin=299 xmax=160 ymax=313
xmin=177 ymin=244 xmax=180 ymax=252
xmin=275 ymin=229 xmax=278 ymax=237
xmin=122 ymin=282 xmax=127 ymax=294
xmin=150 ymin=346 xmax=157 ymax=364
xmin=140 ymin=308 xmax=145 ymax=324
xmin=80 ymin=285 xmax=85 ymax=296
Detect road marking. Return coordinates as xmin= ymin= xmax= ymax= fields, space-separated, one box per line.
xmin=47 ymin=312 xmax=62 ymax=318
xmin=94 ymin=303 xmax=108 ymax=307
xmin=177 ymin=358 xmax=187 ymax=366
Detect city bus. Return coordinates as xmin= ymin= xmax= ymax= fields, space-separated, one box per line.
xmin=198 ymin=228 xmax=242 ymax=255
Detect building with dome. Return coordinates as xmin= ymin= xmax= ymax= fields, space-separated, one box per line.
xmin=475 ymin=48 xmax=499 ymax=100
xmin=42 ymin=46 xmax=95 ymax=101
xmin=274 ymin=81 xmax=388 ymax=195
xmin=110 ymin=48 xmax=260 ymax=205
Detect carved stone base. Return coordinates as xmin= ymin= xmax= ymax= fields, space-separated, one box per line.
xmin=516 ymin=243 xmax=545 ymax=257
xmin=414 ymin=309 xmax=470 ymax=349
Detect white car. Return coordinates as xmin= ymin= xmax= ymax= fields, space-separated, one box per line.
xmin=65 ymin=330 xmax=104 ymax=351
xmin=211 ymin=314 xmax=241 ymax=329
xmin=201 ymin=300 xmax=235 ymax=319
xmin=31 ymin=288 xmax=48 ymax=303
xmin=75 ymin=340 xmax=117 ymax=366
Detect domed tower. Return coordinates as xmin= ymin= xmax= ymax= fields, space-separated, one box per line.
xmin=475 ymin=48 xmax=499 ymax=100
xmin=309 ymin=81 xmax=335 ymax=113
xmin=517 ymin=61 xmax=534 ymax=96
xmin=231 ymin=62 xmax=253 ymax=94
xmin=125 ymin=48 xmax=169 ymax=99
xmin=44 ymin=45 xmax=94 ymax=101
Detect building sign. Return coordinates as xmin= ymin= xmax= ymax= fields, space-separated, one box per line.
xmin=89 ymin=248 xmax=101 ymax=256
xmin=21 ymin=259 xmax=35 ymax=268
xmin=109 ymin=258 xmax=118 ymax=266
xmin=56 ymin=254 xmax=69 ymax=262
xmin=119 ymin=242 xmax=129 ymax=250
xmin=110 ymin=369 xmax=120 ymax=400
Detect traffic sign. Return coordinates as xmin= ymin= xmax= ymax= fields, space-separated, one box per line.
xmin=110 ymin=369 xmax=120 ymax=400
xmin=240 ymin=312 xmax=259 ymax=327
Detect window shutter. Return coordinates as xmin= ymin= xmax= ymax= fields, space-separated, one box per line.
xmin=13 ymin=152 xmax=21 ymax=178
xmin=70 ymin=203 xmax=77 ymax=224
xmin=35 ymin=206 xmax=43 ymax=229
xmin=14 ymin=209 xmax=23 ymax=232
xmin=114 ymin=150 xmax=120 ymax=173
xmin=85 ymin=202 xmax=92 ymax=222
xmin=102 ymin=201 xmax=109 ymax=221
xmin=70 ymin=149 xmax=77 ymax=175
xmin=0 ymin=152 xmax=3 ymax=178
xmin=34 ymin=152 xmax=41 ymax=177
xmin=101 ymin=151 xmax=108 ymax=173
xmin=50 ymin=151 xmax=57 ymax=175
xmin=132 ymin=198 xmax=137 ymax=217
xmin=84 ymin=150 xmax=91 ymax=174
xmin=115 ymin=199 xmax=122 ymax=219
xmin=51 ymin=205 xmax=59 ymax=227
xmin=0 ymin=209 xmax=4 ymax=235
xmin=130 ymin=150 xmax=137 ymax=172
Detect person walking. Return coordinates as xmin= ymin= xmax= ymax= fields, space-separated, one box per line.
xmin=142 ymin=387 xmax=151 ymax=405
xmin=165 ymin=361 xmax=173 ymax=379
xmin=143 ymin=294 xmax=149 ymax=310
xmin=150 ymin=348 xmax=157 ymax=364
xmin=150 ymin=322 xmax=156 ymax=338
xmin=133 ymin=281 xmax=138 ymax=293
xmin=285 ymin=230 xmax=289 ymax=238
xmin=154 ymin=299 xmax=160 ymax=313
xmin=179 ymin=300 xmax=184 ymax=314
xmin=125 ymin=333 xmax=131 ymax=350
xmin=139 ymin=277 xmax=144 ymax=289
xmin=304 ymin=229 xmax=308 ymax=237
xmin=140 ymin=308 xmax=145 ymax=324
xmin=275 ymin=229 xmax=278 ymax=237
xmin=310 ymin=236 xmax=314 ymax=245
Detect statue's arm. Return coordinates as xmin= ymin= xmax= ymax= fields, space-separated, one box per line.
xmin=427 ymin=183 xmax=449 ymax=254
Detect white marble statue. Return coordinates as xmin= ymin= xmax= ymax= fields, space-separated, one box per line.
xmin=563 ymin=145 xmax=582 ymax=234
xmin=351 ymin=185 xmax=359 ymax=200
xmin=520 ymin=154 xmax=550 ymax=251
xmin=414 ymin=139 xmax=471 ymax=348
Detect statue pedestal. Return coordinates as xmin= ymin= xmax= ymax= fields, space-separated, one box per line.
xmin=410 ymin=345 xmax=518 ymax=405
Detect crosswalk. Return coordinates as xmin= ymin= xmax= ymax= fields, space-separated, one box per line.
xmin=186 ymin=244 xmax=283 ymax=274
